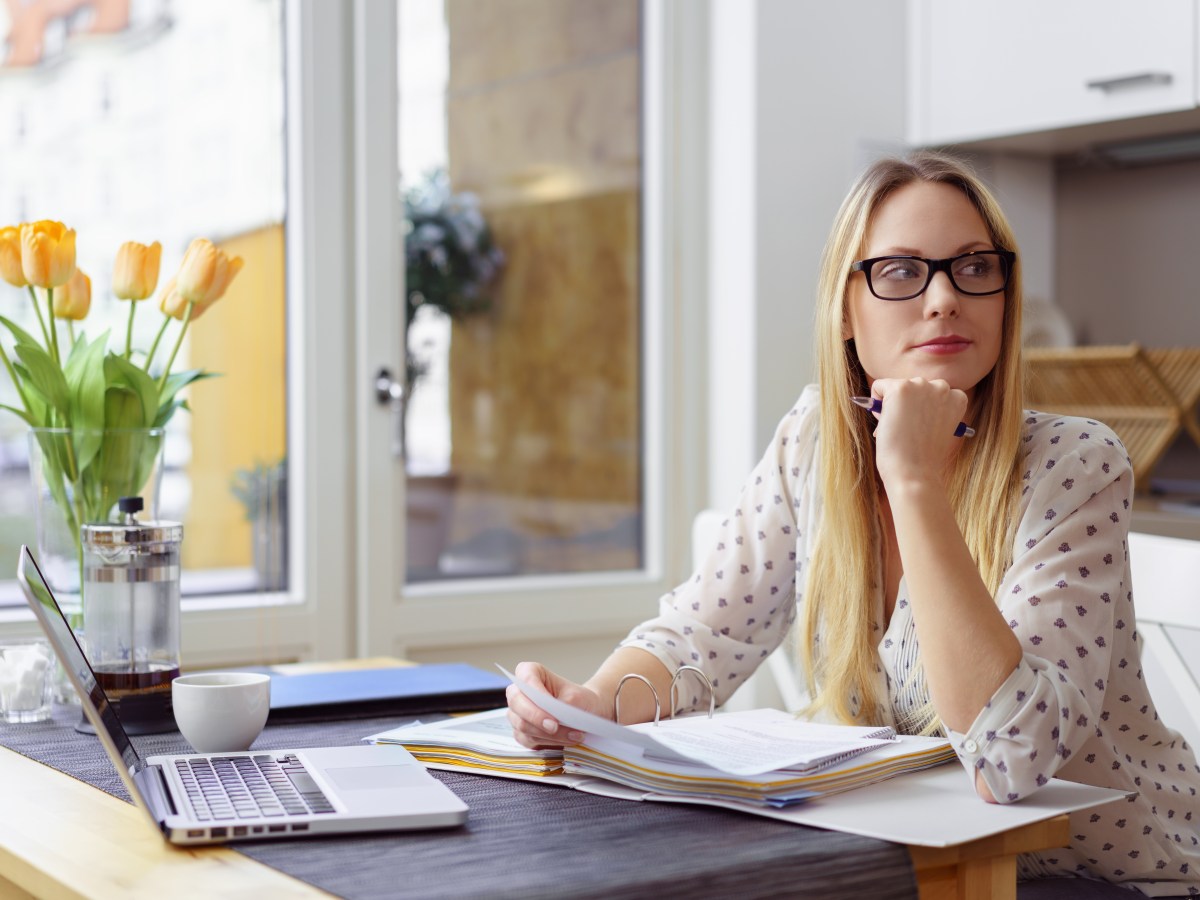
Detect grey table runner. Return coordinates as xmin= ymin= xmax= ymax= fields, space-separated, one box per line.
xmin=1 ymin=706 xmax=920 ymax=900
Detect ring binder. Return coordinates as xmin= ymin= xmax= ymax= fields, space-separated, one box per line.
xmin=614 ymin=664 xmax=715 ymax=726
xmin=614 ymin=674 xmax=661 ymax=725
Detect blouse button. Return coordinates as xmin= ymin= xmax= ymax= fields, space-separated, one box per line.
xmin=963 ymin=738 xmax=979 ymax=754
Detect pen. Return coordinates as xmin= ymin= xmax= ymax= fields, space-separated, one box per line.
xmin=851 ymin=396 xmax=976 ymax=438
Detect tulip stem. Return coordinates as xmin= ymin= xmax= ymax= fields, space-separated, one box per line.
xmin=26 ymin=285 xmax=52 ymax=353
xmin=125 ymin=300 xmax=137 ymax=359
xmin=157 ymin=302 xmax=194 ymax=393
xmin=68 ymin=321 xmax=76 ymax=346
xmin=45 ymin=286 xmax=61 ymax=365
xmin=144 ymin=315 xmax=172 ymax=373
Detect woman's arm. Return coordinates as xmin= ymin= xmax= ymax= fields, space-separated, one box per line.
xmin=871 ymin=378 xmax=1022 ymax=734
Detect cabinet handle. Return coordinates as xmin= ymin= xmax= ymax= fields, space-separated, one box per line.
xmin=1086 ymin=72 xmax=1173 ymax=92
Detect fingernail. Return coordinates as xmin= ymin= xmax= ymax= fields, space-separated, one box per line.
xmin=542 ymin=718 xmax=557 ymax=734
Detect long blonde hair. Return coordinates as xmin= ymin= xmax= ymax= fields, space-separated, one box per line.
xmin=801 ymin=151 xmax=1026 ymax=731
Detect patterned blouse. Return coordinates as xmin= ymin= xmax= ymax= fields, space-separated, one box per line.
xmin=620 ymin=383 xmax=1200 ymax=896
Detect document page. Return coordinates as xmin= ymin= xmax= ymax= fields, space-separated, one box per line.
xmin=503 ymin=667 xmax=896 ymax=777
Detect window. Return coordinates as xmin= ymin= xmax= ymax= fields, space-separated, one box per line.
xmin=0 ymin=0 xmax=287 ymax=603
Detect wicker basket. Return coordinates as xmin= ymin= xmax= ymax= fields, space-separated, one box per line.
xmin=1024 ymin=345 xmax=1200 ymax=489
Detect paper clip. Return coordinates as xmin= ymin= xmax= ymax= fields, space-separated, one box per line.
xmin=614 ymin=664 xmax=715 ymax=726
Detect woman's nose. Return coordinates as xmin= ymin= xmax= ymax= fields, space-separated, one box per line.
xmin=923 ymin=270 xmax=961 ymax=318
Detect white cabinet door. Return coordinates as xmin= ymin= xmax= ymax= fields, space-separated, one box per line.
xmin=909 ymin=0 xmax=1196 ymax=145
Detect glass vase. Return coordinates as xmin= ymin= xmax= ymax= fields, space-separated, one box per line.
xmin=27 ymin=427 xmax=167 ymax=702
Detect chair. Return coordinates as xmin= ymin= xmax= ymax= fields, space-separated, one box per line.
xmin=1127 ymin=530 xmax=1200 ymax=751
xmin=692 ymin=510 xmax=808 ymax=712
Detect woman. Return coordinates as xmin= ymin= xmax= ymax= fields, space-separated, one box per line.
xmin=507 ymin=152 xmax=1200 ymax=898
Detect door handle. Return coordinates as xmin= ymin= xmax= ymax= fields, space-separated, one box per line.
xmin=374 ymin=367 xmax=406 ymax=459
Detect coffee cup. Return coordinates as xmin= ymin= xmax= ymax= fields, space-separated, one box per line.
xmin=172 ymin=672 xmax=270 ymax=753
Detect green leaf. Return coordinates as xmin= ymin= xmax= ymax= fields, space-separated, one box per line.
xmin=0 ymin=403 xmax=35 ymax=426
xmin=65 ymin=333 xmax=109 ymax=472
xmin=153 ymin=398 xmax=187 ymax=428
xmin=0 ymin=314 xmax=44 ymax=351
xmin=103 ymin=386 xmax=144 ymax=430
xmin=12 ymin=362 xmax=48 ymax=425
xmin=104 ymin=353 xmax=158 ymax=428
xmin=158 ymin=368 xmax=215 ymax=408
xmin=14 ymin=342 xmax=70 ymax=419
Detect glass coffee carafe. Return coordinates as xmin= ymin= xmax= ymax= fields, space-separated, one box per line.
xmin=81 ymin=497 xmax=183 ymax=734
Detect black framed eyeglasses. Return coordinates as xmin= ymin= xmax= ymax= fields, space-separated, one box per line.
xmin=849 ymin=250 xmax=1016 ymax=301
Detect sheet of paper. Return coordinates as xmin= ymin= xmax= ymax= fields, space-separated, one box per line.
xmin=501 ymin=666 xmax=902 ymax=777
xmin=644 ymin=764 xmax=1133 ymax=847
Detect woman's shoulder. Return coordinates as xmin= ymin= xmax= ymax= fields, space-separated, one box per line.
xmin=1018 ymin=408 xmax=1134 ymax=490
xmin=771 ymin=384 xmax=822 ymax=437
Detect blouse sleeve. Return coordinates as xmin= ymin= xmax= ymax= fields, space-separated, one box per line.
xmin=945 ymin=418 xmax=1135 ymax=803
xmin=617 ymin=384 xmax=821 ymax=710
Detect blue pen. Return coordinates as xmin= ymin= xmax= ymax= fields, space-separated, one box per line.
xmin=851 ymin=396 xmax=976 ymax=438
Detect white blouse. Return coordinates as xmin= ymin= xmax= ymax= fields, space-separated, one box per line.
xmin=620 ymin=384 xmax=1200 ymax=896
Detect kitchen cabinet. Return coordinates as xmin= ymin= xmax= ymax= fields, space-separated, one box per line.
xmin=908 ymin=0 xmax=1199 ymax=147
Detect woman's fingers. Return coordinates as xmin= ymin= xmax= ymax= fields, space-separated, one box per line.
xmin=505 ymin=662 xmax=587 ymax=749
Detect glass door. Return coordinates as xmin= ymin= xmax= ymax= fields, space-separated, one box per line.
xmin=355 ymin=0 xmax=703 ymax=667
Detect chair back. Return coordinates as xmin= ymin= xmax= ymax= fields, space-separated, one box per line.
xmin=1128 ymin=530 xmax=1200 ymax=751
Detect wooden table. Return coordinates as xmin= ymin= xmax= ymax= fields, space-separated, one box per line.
xmin=0 ymin=656 xmax=1071 ymax=900
xmin=0 ymin=745 xmax=1072 ymax=900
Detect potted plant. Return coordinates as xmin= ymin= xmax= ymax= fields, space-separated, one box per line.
xmin=403 ymin=168 xmax=504 ymax=410
xmin=402 ymin=170 xmax=504 ymax=576
xmin=230 ymin=457 xmax=287 ymax=591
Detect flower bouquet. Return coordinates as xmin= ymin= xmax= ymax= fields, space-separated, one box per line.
xmin=0 ymin=220 xmax=243 ymax=602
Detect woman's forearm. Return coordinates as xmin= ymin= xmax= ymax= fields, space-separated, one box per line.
xmin=886 ymin=479 xmax=1021 ymax=733
xmin=584 ymin=646 xmax=674 ymax=724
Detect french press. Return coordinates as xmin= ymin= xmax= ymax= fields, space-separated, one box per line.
xmin=81 ymin=496 xmax=183 ymax=734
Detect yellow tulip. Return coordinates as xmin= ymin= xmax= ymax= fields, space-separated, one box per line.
xmin=158 ymin=276 xmax=187 ymax=320
xmin=175 ymin=238 xmax=244 ymax=311
xmin=113 ymin=240 xmax=162 ymax=301
xmin=20 ymin=220 xmax=76 ymax=288
xmin=51 ymin=268 xmax=91 ymax=320
xmin=0 ymin=225 xmax=26 ymax=287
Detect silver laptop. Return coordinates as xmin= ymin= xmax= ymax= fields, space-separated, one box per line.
xmin=17 ymin=545 xmax=468 ymax=845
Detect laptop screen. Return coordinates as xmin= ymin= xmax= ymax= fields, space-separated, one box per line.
xmin=17 ymin=546 xmax=142 ymax=774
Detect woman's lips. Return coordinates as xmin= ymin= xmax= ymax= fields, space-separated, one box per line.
xmin=914 ymin=336 xmax=972 ymax=355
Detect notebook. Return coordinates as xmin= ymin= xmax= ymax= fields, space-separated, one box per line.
xmin=17 ymin=546 xmax=468 ymax=845
xmin=262 ymin=663 xmax=509 ymax=721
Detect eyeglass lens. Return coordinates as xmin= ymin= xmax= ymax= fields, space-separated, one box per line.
xmin=867 ymin=252 xmax=1008 ymax=301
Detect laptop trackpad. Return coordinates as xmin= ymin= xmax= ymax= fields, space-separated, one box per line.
xmin=325 ymin=765 xmax=428 ymax=790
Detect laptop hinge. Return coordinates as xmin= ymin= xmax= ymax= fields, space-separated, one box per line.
xmin=137 ymin=763 xmax=179 ymax=820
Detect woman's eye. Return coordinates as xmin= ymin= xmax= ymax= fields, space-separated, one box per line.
xmin=877 ymin=260 xmax=922 ymax=281
xmin=954 ymin=256 xmax=994 ymax=279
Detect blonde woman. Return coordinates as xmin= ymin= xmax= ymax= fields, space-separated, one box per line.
xmin=507 ymin=152 xmax=1200 ymax=899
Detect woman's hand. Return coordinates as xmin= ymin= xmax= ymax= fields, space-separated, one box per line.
xmin=869 ymin=377 xmax=969 ymax=492
xmin=505 ymin=660 xmax=609 ymax=750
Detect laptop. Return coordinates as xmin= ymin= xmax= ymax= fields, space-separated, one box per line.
xmin=17 ymin=545 xmax=468 ymax=845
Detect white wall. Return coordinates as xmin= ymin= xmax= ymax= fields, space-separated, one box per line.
xmin=706 ymin=0 xmax=908 ymax=510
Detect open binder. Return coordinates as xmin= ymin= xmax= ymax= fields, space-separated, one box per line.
xmin=367 ymin=667 xmax=956 ymax=816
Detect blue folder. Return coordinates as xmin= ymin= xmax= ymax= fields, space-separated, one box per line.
xmin=260 ymin=663 xmax=509 ymax=721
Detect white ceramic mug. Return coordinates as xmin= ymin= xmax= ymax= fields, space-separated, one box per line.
xmin=172 ymin=672 xmax=271 ymax=753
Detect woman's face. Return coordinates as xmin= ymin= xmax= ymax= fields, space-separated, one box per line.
xmin=843 ymin=181 xmax=1006 ymax=402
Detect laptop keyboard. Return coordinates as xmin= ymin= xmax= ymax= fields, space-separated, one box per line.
xmin=174 ymin=753 xmax=336 ymax=821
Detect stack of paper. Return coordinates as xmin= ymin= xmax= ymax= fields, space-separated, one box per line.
xmin=368 ymin=704 xmax=955 ymax=810
xmin=565 ymin=717 xmax=956 ymax=808
xmin=369 ymin=709 xmax=563 ymax=777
